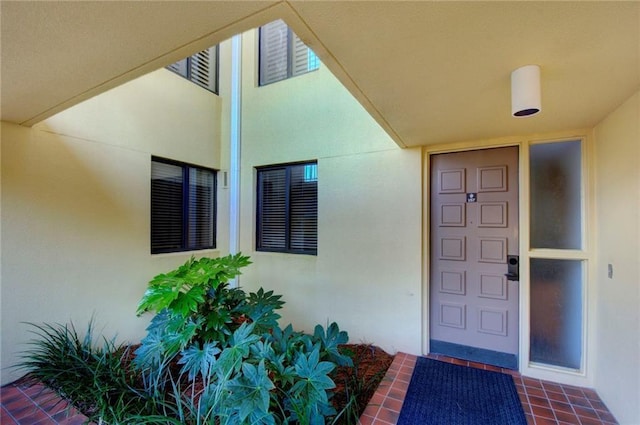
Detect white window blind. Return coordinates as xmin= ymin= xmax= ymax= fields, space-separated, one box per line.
xmin=259 ymin=20 xmax=289 ymax=86
xmin=259 ymin=20 xmax=320 ymax=86
xmin=292 ymin=33 xmax=318 ymax=77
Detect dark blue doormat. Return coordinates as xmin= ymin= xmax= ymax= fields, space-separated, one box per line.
xmin=397 ymin=357 xmax=527 ymax=425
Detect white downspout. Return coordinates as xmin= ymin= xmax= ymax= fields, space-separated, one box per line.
xmin=229 ymin=34 xmax=242 ymax=286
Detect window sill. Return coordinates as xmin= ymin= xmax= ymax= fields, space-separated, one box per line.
xmin=150 ymin=248 xmax=220 ymax=258
xmin=253 ymin=250 xmax=317 ymax=259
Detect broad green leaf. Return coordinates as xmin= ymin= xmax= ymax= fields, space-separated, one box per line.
xmin=136 ymin=284 xmax=180 ymax=315
xmin=134 ymin=332 xmax=164 ymax=369
xmin=228 ymin=322 xmax=260 ymax=348
xmin=178 ymin=341 xmax=220 ymax=381
xmin=226 ymin=360 xmax=274 ymax=422
xmin=314 ymin=322 xmax=353 ymax=367
xmin=217 ymin=323 xmax=260 ymax=375
xmin=162 ymin=317 xmax=201 ymax=358
xmin=291 ymin=347 xmax=336 ymax=404
xmin=249 ymin=340 xmax=274 ymax=362
xmin=168 ymin=285 xmax=206 ymax=317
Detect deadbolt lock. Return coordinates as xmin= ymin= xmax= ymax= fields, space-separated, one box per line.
xmin=505 ymin=255 xmax=519 ymax=281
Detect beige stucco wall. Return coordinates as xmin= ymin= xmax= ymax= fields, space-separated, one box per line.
xmin=0 ymin=69 xmax=225 ymax=384
xmin=237 ymin=31 xmax=424 ymax=355
xmin=593 ymin=90 xmax=640 ymax=425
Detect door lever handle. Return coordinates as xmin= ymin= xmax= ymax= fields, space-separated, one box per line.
xmin=505 ymin=272 xmax=519 ymax=281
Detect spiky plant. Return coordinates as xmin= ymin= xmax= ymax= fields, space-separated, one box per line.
xmin=17 ymin=320 xmax=155 ymax=423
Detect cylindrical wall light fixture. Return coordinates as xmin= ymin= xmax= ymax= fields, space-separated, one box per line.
xmin=511 ymin=64 xmax=541 ymax=117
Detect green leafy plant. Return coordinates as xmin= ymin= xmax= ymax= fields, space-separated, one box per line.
xmin=136 ymin=254 xmax=283 ymax=347
xmin=287 ymin=346 xmax=338 ymax=424
xmin=17 ymin=254 xmax=386 ymax=424
xmin=131 ymin=254 xmax=353 ymax=424
xmin=16 ymin=320 xmax=155 ymax=424
xmin=133 ymin=254 xmax=284 ymax=396
xmin=136 ymin=254 xmax=251 ymax=344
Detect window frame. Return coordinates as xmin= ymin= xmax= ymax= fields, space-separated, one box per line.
xmin=258 ymin=20 xmax=320 ymax=86
xmin=256 ymin=161 xmax=318 ymax=255
xmin=166 ymin=45 xmax=219 ymax=94
xmin=151 ymin=156 xmax=217 ymax=254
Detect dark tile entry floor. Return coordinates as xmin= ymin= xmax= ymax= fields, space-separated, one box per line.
xmin=1 ymin=353 xmax=618 ymax=425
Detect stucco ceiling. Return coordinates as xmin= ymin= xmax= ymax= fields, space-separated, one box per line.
xmin=1 ymin=1 xmax=639 ymax=147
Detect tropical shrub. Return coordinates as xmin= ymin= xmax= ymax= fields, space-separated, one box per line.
xmin=18 ymin=254 xmax=366 ymax=424
xmin=133 ymin=253 xmax=353 ymax=424
xmin=136 ymin=254 xmax=284 ymax=346
xmin=132 ymin=321 xmax=349 ymax=424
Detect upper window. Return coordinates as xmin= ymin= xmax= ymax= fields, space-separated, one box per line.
xmin=256 ymin=162 xmax=318 ymax=254
xmin=259 ymin=20 xmax=320 ymax=86
xmin=167 ymin=46 xmax=219 ymax=94
xmin=151 ymin=157 xmax=217 ymax=254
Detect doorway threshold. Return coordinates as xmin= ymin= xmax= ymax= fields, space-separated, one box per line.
xmin=430 ymin=339 xmax=518 ymax=370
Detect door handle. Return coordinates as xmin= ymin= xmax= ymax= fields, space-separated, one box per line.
xmin=505 ymin=255 xmax=519 ymax=281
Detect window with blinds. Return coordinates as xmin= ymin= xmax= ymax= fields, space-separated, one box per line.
xmin=259 ymin=20 xmax=320 ymax=86
xmin=256 ymin=162 xmax=318 ymax=254
xmin=166 ymin=45 xmax=218 ymax=94
xmin=151 ymin=157 xmax=216 ymax=254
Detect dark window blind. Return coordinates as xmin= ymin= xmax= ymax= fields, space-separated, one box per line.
xmin=188 ymin=167 xmax=216 ymax=249
xmin=257 ymin=168 xmax=287 ymax=250
xmin=166 ymin=58 xmax=188 ymax=78
xmin=257 ymin=163 xmax=317 ymax=254
xmin=151 ymin=161 xmax=184 ymax=252
xmin=151 ymin=158 xmax=216 ymax=254
xmin=290 ymin=165 xmax=318 ymax=252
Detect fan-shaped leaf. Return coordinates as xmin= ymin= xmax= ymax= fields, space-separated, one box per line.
xmin=178 ymin=341 xmax=220 ymax=381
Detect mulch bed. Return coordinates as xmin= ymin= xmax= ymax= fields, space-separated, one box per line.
xmin=37 ymin=342 xmax=394 ymax=424
xmin=331 ymin=344 xmax=394 ymax=423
